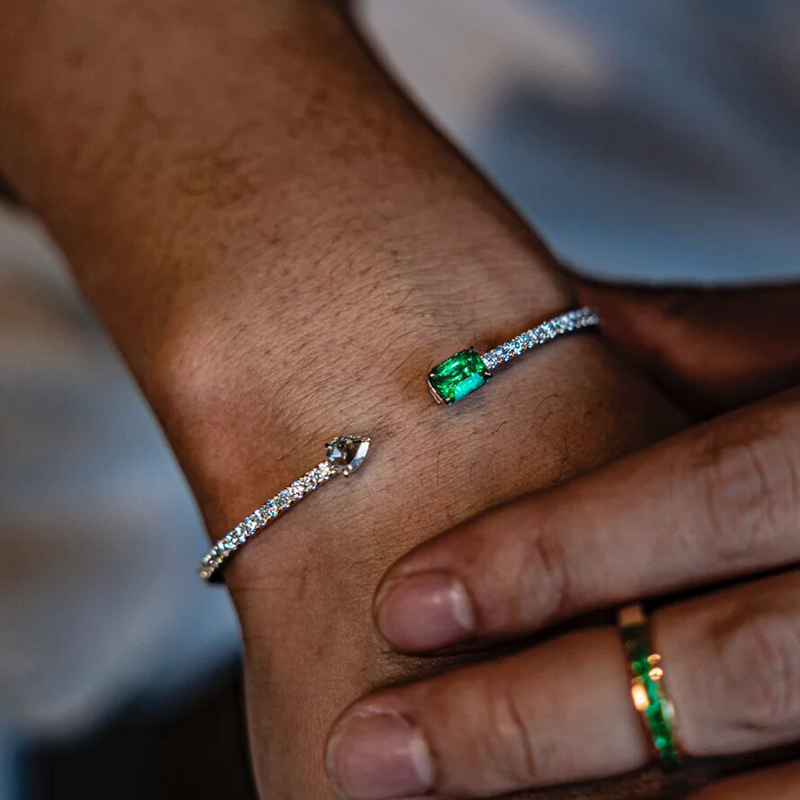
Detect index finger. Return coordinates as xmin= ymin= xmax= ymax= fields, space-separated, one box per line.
xmin=374 ymin=388 xmax=800 ymax=653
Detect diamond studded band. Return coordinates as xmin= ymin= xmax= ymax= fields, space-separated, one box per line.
xmin=199 ymin=435 xmax=371 ymax=583
xmin=427 ymin=307 xmax=600 ymax=405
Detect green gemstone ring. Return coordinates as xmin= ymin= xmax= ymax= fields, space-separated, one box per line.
xmin=427 ymin=307 xmax=599 ymax=405
xmin=618 ymin=603 xmax=682 ymax=770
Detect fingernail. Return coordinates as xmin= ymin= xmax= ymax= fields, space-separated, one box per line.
xmin=326 ymin=711 xmax=433 ymax=800
xmin=375 ymin=571 xmax=475 ymax=651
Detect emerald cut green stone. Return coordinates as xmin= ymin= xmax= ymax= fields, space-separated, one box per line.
xmin=428 ymin=348 xmax=490 ymax=404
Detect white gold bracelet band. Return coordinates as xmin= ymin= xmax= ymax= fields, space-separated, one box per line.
xmin=200 ymin=309 xmax=600 ymax=582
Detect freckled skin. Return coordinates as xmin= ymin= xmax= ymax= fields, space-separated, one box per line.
xmin=0 ymin=2 xmax=689 ymax=797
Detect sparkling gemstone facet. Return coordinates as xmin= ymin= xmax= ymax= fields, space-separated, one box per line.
xmin=428 ymin=348 xmax=490 ymax=404
xmin=326 ymin=435 xmax=371 ymax=476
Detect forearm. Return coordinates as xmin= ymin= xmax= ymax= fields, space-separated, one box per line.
xmin=0 ymin=0 xmax=561 ymax=382
xmin=0 ymin=0 xmax=668 ymax=518
xmin=1 ymin=0 xmax=577 ymax=483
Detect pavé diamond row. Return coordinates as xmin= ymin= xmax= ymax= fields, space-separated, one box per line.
xmin=199 ymin=435 xmax=371 ymax=582
xmin=428 ymin=307 xmax=600 ymax=405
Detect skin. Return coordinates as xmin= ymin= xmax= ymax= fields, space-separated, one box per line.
xmin=328 ymin=293 xmax=800 ymax=799
xmin=688 ymin=763 xmax=800 ymax=800
xmin=2 ymin=1 xmax=796 ymax=798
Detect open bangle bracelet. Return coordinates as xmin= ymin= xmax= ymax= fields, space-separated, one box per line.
xmin=199 ymin=435 xmax=371 ymax=582
xmin=427 ymin=306 xmax=600 ymax=404
xmin=200 ymin=307 xmax=600 ymax=581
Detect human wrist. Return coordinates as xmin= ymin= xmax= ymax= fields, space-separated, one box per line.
xmin=173 ymin=270 xmax=685 ymax=596
xmin=145 ymin=246 xmax=569 ymax=520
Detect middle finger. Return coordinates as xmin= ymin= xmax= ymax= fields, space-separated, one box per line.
xmin=326 ymin=569 xmax=800 ymax=799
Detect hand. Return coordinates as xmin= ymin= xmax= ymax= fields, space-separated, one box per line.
xmin=577 ymin=282 xmax=800 ymax=415
xmin=324 ymin=289 xmax=800 ymax=799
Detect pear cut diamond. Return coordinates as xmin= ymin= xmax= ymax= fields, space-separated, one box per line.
xmin=326 ymin=435 xmax=371 ymax=477
xmin=200 ymin=434 xmax=370 ymax=582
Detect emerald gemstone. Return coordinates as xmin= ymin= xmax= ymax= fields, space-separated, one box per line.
xmin=623 ymin=623 xmax=681 ymax=770
xmin=428 ymin=348 xmax=490 ymax=404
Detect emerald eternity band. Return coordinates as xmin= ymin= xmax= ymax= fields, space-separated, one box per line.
xmin=427 ymin=307 xmax=600 ymax=404
xmin=199 ymin=435 xmax=371 ymax=583
xmin=618 ymin=603 xmax=682 ymax=770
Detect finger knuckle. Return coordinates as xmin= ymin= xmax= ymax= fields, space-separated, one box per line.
xmin=714 ymin=607 xmax=800 ymax=732
xmin=476 ymin=508 xmax=572 ymax=632
xmin=506 ymin=515 xmax=572 ymax=629
xmin=525 ymin=520 xmax=572 ymax=616
xmin=481 ymin=675 xmax=548 ymax=786
xmin=692 ymin=414 xmax=800 ymax=564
